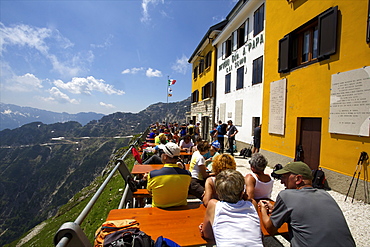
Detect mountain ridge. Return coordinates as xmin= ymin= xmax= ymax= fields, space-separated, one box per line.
xmin=0 ymin=102 xmax=105 ymax=131
xmin=0 ymin=97 xmax=190 ymax=246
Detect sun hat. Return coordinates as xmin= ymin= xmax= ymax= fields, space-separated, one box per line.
xmin=159 ymin=142 xmax=180 ymax=158
xmin=274 ymin=161 xmax=313 ymax=179
xmin=211 ymin=141 xmax=221 ymax=150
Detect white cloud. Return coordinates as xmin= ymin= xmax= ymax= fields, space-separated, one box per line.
xmin=100 ymin=102 xmax=115 ymax=109
xmin=121 ymin=67 xmax=144 ymax=74
xmin=90 ymin=34 xmax=114 ymax=49
xmin=4 ymin=73 xmax=43 ymax=92
xmin=53 ymin=76 xmax=125 ymax=95
xmin=0 ymin=22 xmax=92 ymax=77
xmin=0 ymin=22 xmax=51 ymax=55
xmin=171 ymin=54 xmax=189 ymax=74
xmin=41 ymin=87 xmax=79 ymax=104
xmin=141 ymin=0 xmax=164 ymax=23
xmin=146 ymin=68 xmax=162 ymax=77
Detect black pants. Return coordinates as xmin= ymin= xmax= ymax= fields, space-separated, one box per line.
xmin=188 ymin=178 xmax=205 ymax=199
xmin=228 ymin=137 xmax=235 ymax=156
xmin=218 ymin=136 xmax=224 ymax=153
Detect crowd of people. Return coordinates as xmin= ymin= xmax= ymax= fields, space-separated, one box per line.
xmin=137 ymin=121 xmax=355 ymax=246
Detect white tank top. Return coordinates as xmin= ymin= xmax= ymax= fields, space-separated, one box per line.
xmin=251 ymin=172 xmax=274 ymax=200
xmin=213 ymin=200 xmax=263 ymax=247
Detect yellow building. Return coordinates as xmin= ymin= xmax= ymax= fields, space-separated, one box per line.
xmin=188 ymin=21 xmax=227 ymax=141
xmin=263 ymin=0 xmax=370 ymax=199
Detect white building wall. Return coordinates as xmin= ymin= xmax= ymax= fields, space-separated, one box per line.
xmin=214 ymin=0 xmax=265 ymax=146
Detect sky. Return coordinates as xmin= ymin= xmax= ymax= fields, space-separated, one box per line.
xmin=0 ymin=0 xmax=238 ymax=114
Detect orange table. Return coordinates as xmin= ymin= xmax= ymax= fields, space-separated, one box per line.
xmin=257 ymin=201 xmax=289 ymax=237
xmin=106 ymin=203 xmax=289 ymax=246
xmin=131 ymin=164 xmax=190 ymax=175
xmin=131 ymin=164 xmax=164 ymax=175
xmin=106 ymin=204 xmax=212 ymax=246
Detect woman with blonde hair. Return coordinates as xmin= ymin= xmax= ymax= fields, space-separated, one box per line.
xmin=202 ymin=154 xmax=236 ymax=207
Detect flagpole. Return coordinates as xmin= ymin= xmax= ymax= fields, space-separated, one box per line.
xmin=166 ymin=75 xmax=169 ymax=125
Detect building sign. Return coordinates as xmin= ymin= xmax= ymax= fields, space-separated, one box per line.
xmin=329 ymin=67 xmax=370 ymax=136
xmin=268 ymin=78 xmax=286 ymax=135
xmin=219 ymin=34 xmax=264 ymax=73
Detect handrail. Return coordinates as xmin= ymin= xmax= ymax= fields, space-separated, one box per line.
xmin=54 ymin=128 xmax=150 ymax=247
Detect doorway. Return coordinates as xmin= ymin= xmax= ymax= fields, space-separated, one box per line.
xmin=298 ymin=118 xmax=322 ymax=170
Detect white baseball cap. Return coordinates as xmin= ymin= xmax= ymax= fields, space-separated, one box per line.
xmin=159 ymin=142 xmax=180 ymax=158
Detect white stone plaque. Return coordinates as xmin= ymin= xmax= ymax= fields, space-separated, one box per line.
xmin=329 ymin=67 xmax=370 ymax=136
xmin=268 ymin=78 xmax=287 ymax=135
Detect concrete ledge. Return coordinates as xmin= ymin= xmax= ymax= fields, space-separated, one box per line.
xmin=259 ymin=149 xmax=294 ymax=169
xmin=322 ymin=168 xmax=370 ymax=203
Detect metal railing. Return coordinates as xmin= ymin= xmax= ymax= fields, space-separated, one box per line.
xmin=54 ymin=129 xmax=150 ymax=247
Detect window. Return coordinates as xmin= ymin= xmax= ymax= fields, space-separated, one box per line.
xmin=192 ymin=90 xmax=199 ymax=103
xmin=202 ymin=81 xmax=213 ymax=100
xmin=291 ymin=23 xmax=319 ymax=67
xmin=279 ymin=6 xmax=338 ymax=73
xmin=237 ymin=23 xmax=245 ymax=48
xmin=236 ymin=66 xmax=244 ymax=90
xmin=222 ymin=37 xmax=232 ymax=59
xmin=245 ymin=18 xmax=250 ymax=42
xmin=199 ymin=60 xmax=204 ymax=74
xmin=252 ymin=56 xmax=263 ymax=85
xmin=225 ymin=73 xmax=231 ymax=93
xmin=205 ymin=51 xmax=212 ymax=68
xmin=254 ymin=4 xmax=264 ymax=36
xmin=193 ymin=66 xmax=198 ymax=79
xmin=232 ymin=31 xmax=238 ymax=51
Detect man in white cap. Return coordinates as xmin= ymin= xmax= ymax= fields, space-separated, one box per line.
xmin=147 ymin=142 xmax=191 ymax=208
xmin=259 ymin=161 xmax=355 ymax=247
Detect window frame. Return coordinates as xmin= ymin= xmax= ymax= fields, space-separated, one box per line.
xmin=202 ymin=81 xmax=213 ymax=100
xmin=278 ymin=6 xmax=338 ymax=73
xmin=192 ymin=90 xmax=199 ymax=103
xmin=254 ymin=4 xmax=265 ymax=36
xmin=252 ymin=56 xmax=263 ymax=85
xmin=199 ymin=59 xmax=205 ymax=74
xmin=205 ymin=51 xmax=212 ymax=69
xmin=225 ymin=73 xmax=231 ymax=94
xmin=236 ymin=66 xmax=244 ymax=90
xmin=193 ymin=66 xmax=198 ymax=79
xmin=237 ymin=23 xmax=245 ymax=49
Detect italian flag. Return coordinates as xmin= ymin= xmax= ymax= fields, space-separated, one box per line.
xmin=168 ymin=79 xmax=176 ymax=86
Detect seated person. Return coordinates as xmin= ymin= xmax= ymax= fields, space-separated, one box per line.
xmin=154 ymin=133 xmax=166 ymax=146
xmin=143 ymin=134 xmax=168 ymax=164
xmin=203 ymin=154 xmax=236 ymax=207
xmin=179 ymin=135 xmax=194 ymax=152
xmin=147 ymin=142 xmax=191 ymax=208
xmin=244 ymin=153 xmax=273 ymax=201
xmin=147 ymin=128 xmax=157 ymax=142
xmin=188 ymin=140 xmax=210 ymax=199
xmin=205 ymin=141 xmax=221 ymax=172
xmin=199 ymin=170 xmax=263 ymax=246
xmin=259 ymin=162 xmax=355 ymax=247
xmin=173 ymin=130 xmax=180 ymax=144
xmin=192 ymin=136 xmax=203 ymax=152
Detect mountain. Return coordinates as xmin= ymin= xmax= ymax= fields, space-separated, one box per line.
xmin=0 ymin=103 xmax=105 ymax=131
xmin=0 ymin=97 xmax=190 ymax=246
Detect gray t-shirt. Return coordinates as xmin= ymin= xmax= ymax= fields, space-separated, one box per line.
xmin=271 ymin=187 xmax=355 ymax=247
